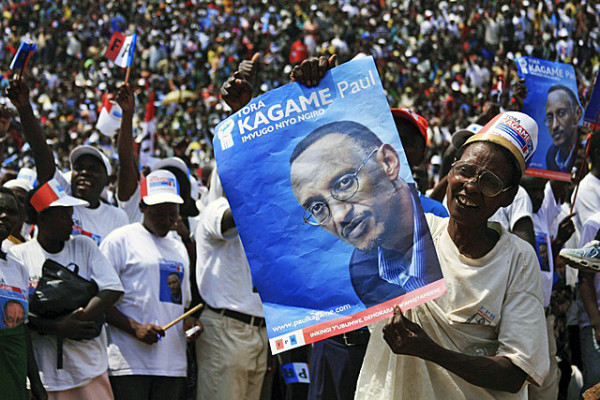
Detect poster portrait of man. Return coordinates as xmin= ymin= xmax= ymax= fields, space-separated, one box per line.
xmin=545 ymin=85 xmax=582 ymax=173
xmin=289 ymin=121 xmax=442 ymax=308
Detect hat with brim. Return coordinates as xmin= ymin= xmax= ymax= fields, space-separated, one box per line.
xmin=451 ymin=123 xmax=483 ymax=149
xmin=153 ymin=157 xmax=189 ymax=177
xmin=30 ymin=179 xmax=89 ymax=212
xmin=141 ymin=170 xmax=184 ymax=206
xmin=4 ymin=179 xmax=33 ymax=192
xmin=391 ymin=108 xmax=429 ymax=152
xmin=69 ymin=145 xmax=112 ymax=176
xmin=463 ymin=112 xmax=538 ymax=175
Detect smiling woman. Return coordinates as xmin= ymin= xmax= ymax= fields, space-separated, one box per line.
xmin=356 ymin=112 xmax=551 ymax=399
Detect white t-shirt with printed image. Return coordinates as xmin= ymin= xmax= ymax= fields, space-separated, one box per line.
xmin=0 ymin=255 xmax=29 ymax=331
xmin=356 ymin=215 xmax=549 ymax=400
xmin=99 ymin=222 xmax=191 ymax=377
xmin=6 ymin=236 xmax=124 ymax=391
xmin=53 ymin=169 xmax=128 ymax=245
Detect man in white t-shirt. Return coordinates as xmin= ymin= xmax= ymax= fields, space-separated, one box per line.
xmin=194 ymin=170 xmax=268 ymax=400
xmin=8 ymin=179 xmax=124 ymax=398
xmin=101 ymin=170 xmax=202 ymax=400
xmin=6 ymin=79 xmax=128 ymax=245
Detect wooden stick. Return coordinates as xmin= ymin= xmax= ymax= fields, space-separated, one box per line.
xmin=162 ymin=303 xmax=204 ymax=330
xmin=124 ymin=66 xmax=131 ymax=84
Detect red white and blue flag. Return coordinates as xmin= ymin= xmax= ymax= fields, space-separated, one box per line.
xmin=104 ymin=32 xmax=137 ymax=68
xmin=9 ymin=41 xmax=37 ymax=74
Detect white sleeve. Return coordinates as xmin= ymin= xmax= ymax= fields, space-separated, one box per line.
xmin=85 ymin=238 xmax=123 ymax=293
xmin=497 ymin=244 xmax=549 ymax=386
xmin=99 ymin=232 xmax=126 ymax=276
xmin=507 ymin=186 xmax=533 ymax=231
xmin=535 ymin=182 xmax=562 ymax=235
xmin=198 ymin=197 xmax=238 ymax=240
xmin=117 ymin=184 xmax=143 ymax=223
xmin=580 ymin=219 xmax=600 ymax=247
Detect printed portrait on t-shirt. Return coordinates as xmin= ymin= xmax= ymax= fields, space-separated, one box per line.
xmin=535 ymin=233 xmax=551 ymax=272
xmin=0 ymin=283 xmax=28 ymax=330
xmin=159 ymin=259 xmax=184 ymax=304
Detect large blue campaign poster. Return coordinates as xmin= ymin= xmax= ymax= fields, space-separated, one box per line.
xmin=515 ymin=57 xmax=582 ymax=181
xmin=214 ymin=57 xmax=445 ymax=354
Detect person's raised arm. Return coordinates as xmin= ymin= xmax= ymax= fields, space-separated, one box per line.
xmin=116 ymin=83 xmax=138 ymax=201
xmin=6 ymin=79 xmax=55 ymax=183
xmin=289 ymin=54 xmax=337 ymax=88
xmin=221 ymin=53 xmax=260 ymax=113
xmin=383 ymin=306 xmax=528 ymax=393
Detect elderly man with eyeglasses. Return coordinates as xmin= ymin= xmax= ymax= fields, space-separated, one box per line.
xmin=544 ymin=85 xmax=582 ymax=173
xmin=289 ymin=120 xmax=443 ymax=309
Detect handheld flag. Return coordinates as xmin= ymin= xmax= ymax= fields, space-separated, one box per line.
xmin=10 ymin=41 xmax=37 ymax=78
xmin=104 ymin=32 xmax=137 ymax=68
xmin=584 ymin=70 xmax=600 ymax=130
xmin=96 ymin=93 xmax=123 ymax=137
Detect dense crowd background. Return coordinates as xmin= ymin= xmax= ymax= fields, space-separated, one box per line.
xmin=1 ymin=1 xmax=600 ymax=399
xmin=1 ymin=0 xmax=599 ymax=187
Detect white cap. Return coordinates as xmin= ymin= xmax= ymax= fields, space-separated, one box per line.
xmin=30 ymin=179 xmax=89 ymax=212
xmin=140 ymin=170 xmax=184 ymax=206
xmin=451 ymin=123 xmax=483 ymax=149
xmin=153 ymin=157 xmax=189 ymax=178
xmin=464 ymin=111 xmax=538 ymax=174
xmin=69 ymin=145 xmax=112 ymax=176
xmin=4 ymin=167 xmax=37 ymax=192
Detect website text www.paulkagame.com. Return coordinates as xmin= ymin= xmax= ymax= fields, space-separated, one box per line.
xmin=271 ymin=304 xmax=352 ymax=332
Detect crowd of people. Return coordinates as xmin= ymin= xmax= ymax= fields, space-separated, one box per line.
xmin=1 ymin=0 xmax=600 ymax=399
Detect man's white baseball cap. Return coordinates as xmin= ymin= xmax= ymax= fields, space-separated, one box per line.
xmin=4 ymin=167 xmax=38 ymax=192
xmin=30 ymin=179 xmax=89 ymax=212
xmin=141 ymin=170 xmax=184 ymax=206
xmin=69 ymin=145 xmax=112 ymax=176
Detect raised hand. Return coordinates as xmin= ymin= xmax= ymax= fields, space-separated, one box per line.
xmin=290 ymin=54 xmax=337 ymax=88
xmin=6 ymin=78 xmax=31 ymax=110
xmin=116 ymin=83 xmax=135 ymax=115
xmin=221 ymin=53 xmax=260 ymax=113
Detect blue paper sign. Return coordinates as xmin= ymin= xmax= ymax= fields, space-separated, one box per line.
xmin=281 ymin=363 xmax=310 ymax=384
xmin=214 ymin=57 xmax=445 ymax=354
xmin=515 ymin=57 xmax=582 ymax=181
xmin=584 ymin=70 xmax=600 ymax=130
